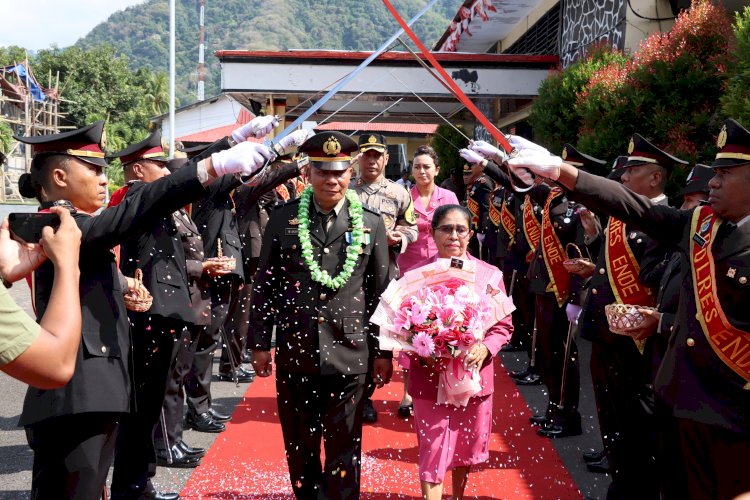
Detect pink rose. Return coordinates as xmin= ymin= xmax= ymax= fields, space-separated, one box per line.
xmin=460 ymin=331 xmax=476 ymax=348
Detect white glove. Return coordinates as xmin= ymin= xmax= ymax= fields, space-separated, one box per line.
xmin=231 ymin=115 xmax=280 ymax=143
xmin=211 ymin=141 xmax=274 ymax=178
xmin=507 ymin=134 xmax=550 ymax=155
xmin=273 ymin=129 xmax=314 ymax=157
xmin=566 ymin=304 xmax=582 ymax=324
xmin=506 ymin=154 xmax=563 ymax=182
xmin=469 ymin=140 xmax=507 ymax=162
xmin=459 ymin=148 xmax=485 ymax=165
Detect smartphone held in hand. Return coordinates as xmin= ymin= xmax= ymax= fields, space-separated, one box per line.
xmin=8 ymin=212 xmax=61 ymax=243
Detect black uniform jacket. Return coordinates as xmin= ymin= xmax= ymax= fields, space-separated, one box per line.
xmin=250 ymin=198 xmax=390 ymax=375
xmin=21 ymin=161 xmax=208 ymax=426
xmin=572 ymin=171 xmax=750 ymax=434
xmin=191 ymin=138 xmax=244 ymax=282
xmin=176 ymin=209 xmax=212 ymax=326
xmin=234 ymin=160 xmax=301 ymax=262
xmin=119 ymin=184 xmax=195 ymax=323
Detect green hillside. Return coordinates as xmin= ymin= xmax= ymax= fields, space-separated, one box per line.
xmin=76 ymin=0 xmax=458 ymax=106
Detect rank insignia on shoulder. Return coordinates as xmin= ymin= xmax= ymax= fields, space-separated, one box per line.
xmin=450 ymin=257 xmax=464 ymax=269
xmin=727 ymin=267 xmax=737 ymax=278
xmin=693 ymin=233 xmax=707 ymax=248
xmin=288 ymin=217 xmax=299 ymax=226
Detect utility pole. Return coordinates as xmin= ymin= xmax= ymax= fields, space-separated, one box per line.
xmin=197 ymin=0 xmax=205 ymax=101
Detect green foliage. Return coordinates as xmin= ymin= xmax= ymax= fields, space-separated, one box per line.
xmin=721 ymin=7 xmax=750 ymax=128
xmin=0 ymin=120 xmax=13 ymax=154
xmin=529 ymin=44 xmax=628 ymax=155
xmin=75 ymin=0 xmax=458 ymax=106
xmin=431 ymin=124 xmax=469 ymax=184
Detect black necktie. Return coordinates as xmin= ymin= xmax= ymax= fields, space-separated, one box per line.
xmin=319 ymin=211 xmax=334 ymax=237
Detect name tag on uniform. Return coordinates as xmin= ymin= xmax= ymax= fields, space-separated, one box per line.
xmin=285 ymin=228 xmax=298 ymax=235
xmin=692 ymin=233 xmax=707 ymax=248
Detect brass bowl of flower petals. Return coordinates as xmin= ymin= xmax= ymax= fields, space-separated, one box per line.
xmin=124 ymin=269 xmax=153 ymax=313
xmin=604 ymin=303 xmax=657 ymax=335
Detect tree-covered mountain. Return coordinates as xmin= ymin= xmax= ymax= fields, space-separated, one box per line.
xmin=77 ymin=0 xmax=458 ymax=106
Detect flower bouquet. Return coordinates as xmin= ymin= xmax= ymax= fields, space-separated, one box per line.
xmin=371 ymin=257 xmax=515 ymax=406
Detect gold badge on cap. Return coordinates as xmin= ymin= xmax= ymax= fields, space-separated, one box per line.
xmin=627 ymin=138 xmax=635 ymax=154
xmin=561 ymin=147 xmax=568 ymax=160
xmin=717 ymin=124 xmax=727 ymax=149
xmin=323 ymin=136 xmax=341 ymax=156
xmin=368 ymin=135 xmax=377 ymax=144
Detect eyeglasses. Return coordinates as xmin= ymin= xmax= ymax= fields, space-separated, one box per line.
xmin=435 ymin=224 xmax=471 ymax=237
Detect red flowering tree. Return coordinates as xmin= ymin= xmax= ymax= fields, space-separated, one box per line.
xmin=577 ymin=0 xmax=733 ymax=180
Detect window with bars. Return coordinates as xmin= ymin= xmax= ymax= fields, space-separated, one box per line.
xmin=502 ymin=3 xmax=561 ymax=56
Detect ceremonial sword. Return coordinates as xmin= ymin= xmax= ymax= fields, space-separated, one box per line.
xmin=240 ymin=0 xmax=440 ymax=184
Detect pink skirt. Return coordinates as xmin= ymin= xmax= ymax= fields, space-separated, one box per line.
xmin=412 ymin=394 xmax=493 ymax=483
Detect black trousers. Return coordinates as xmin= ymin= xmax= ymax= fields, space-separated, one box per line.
xmin=111 ymin=315 xmax=184 ymax=498
xmin=534 ymin=293 xmax=579 ymax=419
xmin=276 ymin=371 xmax=366 ymax=500
xmin=25 ymin=412 xmax=120 ymax=500
xmin=512 ymin=273 xmax=536 ymax=358
xmin=154 ymin=323 xmax=204 ymax=450
xmin=186 ymin=274 xmax=242 ymax=414
xmin=674 ymin=418 xmax=750 ymax=500
xmin=590 ymin=330 xmax=658 ymax=500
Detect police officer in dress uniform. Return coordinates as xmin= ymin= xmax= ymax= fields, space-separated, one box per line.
xmin=250 ymin=131 xmax=392 ymax=499
xmin=15 ymin=121 xmax=271 ymax=499
xmin=152 ymin=154 xmax=216 ymax=470
xmin=462 ymin=160 xmax=496 ymax=262
xmin=109 ymin=131 xmax=207 ymax=499
xmin=509 ymin=133 xmax=736 ymax=498
xmin=634 ymin=163 xmax=712 ymax=499
xmin=510 ymin=118 xmax=750 ymax=500
xmin=352 ymin=133 xmax=417 ymax=423
xmin=463 ymin=143 xmax=605 ymax=438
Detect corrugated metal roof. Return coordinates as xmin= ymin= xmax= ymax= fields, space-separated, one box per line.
xmin=316 ymin=122 xmax=437 ymax=134
xmin=177 ymin=109 xmax=261 ymax=143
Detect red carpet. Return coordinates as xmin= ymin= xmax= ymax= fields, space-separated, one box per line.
xmin=180 ymin=361 xmax=582 ymax=499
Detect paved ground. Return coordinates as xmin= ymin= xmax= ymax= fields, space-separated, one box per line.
xmin=0 ymin=278 xmax=611 ymax=499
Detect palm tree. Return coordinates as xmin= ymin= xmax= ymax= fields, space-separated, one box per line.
xmin=144 ymin=72 xmax=170 ymax=116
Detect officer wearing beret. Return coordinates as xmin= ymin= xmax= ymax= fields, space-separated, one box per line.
xmin=505 ymin=119 xmax=750 ymax=499
xmin=14 ymin=120 xmax=272 ymax=498
xmin=250 ymin=131 xmax=392 ymax=499
xmin=352 ymin=132 xmax=417 ymax=423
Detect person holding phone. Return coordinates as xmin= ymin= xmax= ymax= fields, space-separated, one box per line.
xmin=13 ymin=119 xmax=274 ymax=499
xmin=0 ymin=206 xmax=82 ymax=388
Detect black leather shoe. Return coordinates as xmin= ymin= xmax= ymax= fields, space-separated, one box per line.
xmin=218 ymin=368 xmax=255 ymax=383
xmin=177 ymin=440 xmax=206 ymax=458
xmin=362 ymin=398 xmax=378 ymax=423
xmin=397 ymin=403 xmax=413 ymax=418
xmin=514 ymin=372 xmax=542 ymax=385
xmin=586 ymin=456 xmax=610 ymax=474
xmin=242 ymin=350 xmax=252 ymax=363
xmin=510 ymin=367 xmax=531 ymax=379
xmin=529 ymin=414 xmax=547 ymax=426
xmin=185 ymin=411 xmax=226 ymax=433
xmin=501 ymin=342 xmax=524 ymax=352
xmin=209 ymin=407 xmax=232 ymax=423
xmin=537 ymin=420 xmax=583 ymax=438
xmin=583 ymin=449 xmax=606 ymax=463
xmin=156 ymin=445 xmax=201 ymax=468
xmin=152 ymin=492 xmax=180 ymax=500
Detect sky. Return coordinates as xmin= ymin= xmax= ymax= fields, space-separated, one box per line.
xmin=0 ymin=0 xmax=147 ymax=52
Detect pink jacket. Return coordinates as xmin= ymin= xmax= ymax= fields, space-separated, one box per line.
xmin=404 ymin=254 xmax=514 ymax=402
xmin=397 ymin=185 xmax=460 ymax=275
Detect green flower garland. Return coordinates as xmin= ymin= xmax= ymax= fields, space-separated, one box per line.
xmin=297 ymin=186 xmax=365 ymax=289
